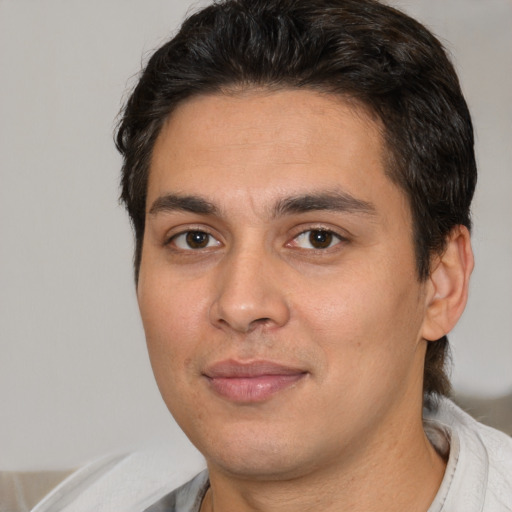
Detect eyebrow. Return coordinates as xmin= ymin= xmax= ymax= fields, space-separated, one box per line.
xmin=148 ymin=190 xmax=376 ymax=219
xmin=273 ymin=191 xmax=377 ymax=217
xmin=149 ymin=194 xmax=218 ymax=216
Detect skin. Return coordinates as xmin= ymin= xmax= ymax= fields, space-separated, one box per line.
xmin=137 ymin=89 xmax=462 ymax=511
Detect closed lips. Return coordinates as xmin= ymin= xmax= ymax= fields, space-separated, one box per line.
xmin=203 ymin=360 xmax=308 ymax=402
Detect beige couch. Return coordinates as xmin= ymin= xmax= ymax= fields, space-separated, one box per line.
xmin=0 ymin=469 xmax=74 ymax=512
xmin=453 ymin=391 xmax=512 ymax=436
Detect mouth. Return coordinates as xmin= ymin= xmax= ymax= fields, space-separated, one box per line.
xmin=203 ymin=359 xmax=308 ymax=403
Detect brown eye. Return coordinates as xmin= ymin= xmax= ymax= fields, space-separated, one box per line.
xmin=291 ymin=229 xmax=343 ymax=250
xmin=171 ymin=230 xmax=221 ymax=250
xmin=186 ymin=231 xmax=210 ymax=248
xmin=308 ymin=230 xmax=334 ymax=249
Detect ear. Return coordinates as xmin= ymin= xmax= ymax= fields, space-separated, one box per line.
xmin=421 ymin=225 xmax=474 ymax=341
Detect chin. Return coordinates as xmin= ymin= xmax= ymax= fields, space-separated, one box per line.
xmin=195 ymin=422 xmax=324 ymax=481
xmin=208 ymin=448 xmax=311 ymax=481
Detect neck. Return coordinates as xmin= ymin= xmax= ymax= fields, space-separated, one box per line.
xmin=201 ymin=406 xmax=446 ymax=512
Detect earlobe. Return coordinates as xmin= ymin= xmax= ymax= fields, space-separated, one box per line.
xmin=421 ymin=226 xmax=474 ymax=341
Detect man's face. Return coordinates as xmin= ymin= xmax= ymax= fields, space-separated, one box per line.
xmin=138 ymin=89 xmax=432 ymax=479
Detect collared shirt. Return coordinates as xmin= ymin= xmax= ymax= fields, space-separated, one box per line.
xmin=424 ymin=399 xmax=512 ymax=511
xmin=144 ymin=399 xmax=512 ymax=512
xmin=31 ymin=398 xmax=512 ymax=512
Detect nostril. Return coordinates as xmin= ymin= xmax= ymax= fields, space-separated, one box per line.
xmin=246 ymin=317 xmax=272 ymax=332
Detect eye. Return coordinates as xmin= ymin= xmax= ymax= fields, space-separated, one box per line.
xmin=170 ymin=230 xmax=221 ymax=250
xmin=291 ymin=229 xmax=343 ymax=250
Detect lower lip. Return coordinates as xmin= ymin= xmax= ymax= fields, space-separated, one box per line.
xmin=206 ymin=374 xmax=306 ymax=403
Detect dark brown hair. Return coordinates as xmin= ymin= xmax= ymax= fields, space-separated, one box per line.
xmin=116 ymin=0 xmax=477 ymax=399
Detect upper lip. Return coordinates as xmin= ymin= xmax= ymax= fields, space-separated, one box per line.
xmin=203 ymin=359 xmax=307 ymax=378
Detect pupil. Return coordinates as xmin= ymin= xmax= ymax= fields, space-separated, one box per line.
xmin=186 ymin=231 xmax=208 ymax=248
xmin=309 ymin=230 xmax=332 ymax=249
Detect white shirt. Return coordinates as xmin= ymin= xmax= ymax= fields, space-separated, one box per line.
xmin=424 ymin=398 xmax=512 ymax=511
xmin=31 ymin=398 xmax=512 ymax=511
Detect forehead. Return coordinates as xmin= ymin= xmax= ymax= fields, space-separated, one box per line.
xmin=147 ymin=88 xmax=405 ymax=222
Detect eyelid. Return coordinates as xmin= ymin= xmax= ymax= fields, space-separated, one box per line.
xmin=164 ymin=225 xmax=222 ymax=249
xmin=286 ymin=226 xmax=349 ymax=250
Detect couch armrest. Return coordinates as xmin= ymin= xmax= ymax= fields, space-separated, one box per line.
xmin=0 ymin=469 xmax=74 ymax=512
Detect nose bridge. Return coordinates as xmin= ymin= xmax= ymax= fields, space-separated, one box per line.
xmin=209 ymin=239 xmax=290 ymax=333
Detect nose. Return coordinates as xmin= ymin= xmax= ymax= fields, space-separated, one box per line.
xmin=209 ymin=247 xmax=291 ymax=334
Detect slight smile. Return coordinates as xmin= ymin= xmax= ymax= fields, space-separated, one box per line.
xmin=203 ymin=360 xmax=308 ymax=403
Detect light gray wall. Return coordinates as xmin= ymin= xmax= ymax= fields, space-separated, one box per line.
xmin=1 ymin=0 xmax=510 ymax=470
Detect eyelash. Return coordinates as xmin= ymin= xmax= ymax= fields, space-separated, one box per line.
xmin=288 ymin=229 xmax=346 ymax=251
xmin=166 ymin=230 xmax=221 ymax=251
xmin=165 ymin=227 xmax=347 ymax=252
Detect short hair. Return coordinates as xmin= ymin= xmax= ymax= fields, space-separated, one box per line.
xmin=115 ymin=0 xmax=477 ymax=399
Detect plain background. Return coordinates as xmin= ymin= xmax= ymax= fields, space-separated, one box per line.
xmin=1 ymin=0 xmax=511 ymax=470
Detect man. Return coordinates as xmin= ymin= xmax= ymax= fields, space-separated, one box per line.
xmin=112 ymin=0 xmax=512 ymax=510
xmin=28 ymin=0 xmax=510 ymax=511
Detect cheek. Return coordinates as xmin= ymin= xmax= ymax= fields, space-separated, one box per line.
xmin=137 ymin=279 xmax=209 ymax=430
xmin=298 ymin=264 xmax=425 ymax=377
xmin=137 ymin=273 xmax=208 ymax=378
xmin=297 ymin=272 xmax=398 ymax=338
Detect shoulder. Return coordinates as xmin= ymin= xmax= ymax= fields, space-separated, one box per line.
xmin=30 ymin=446 xmax=206 ymax=512
xmin=425 ymin=397 xmax=512 ymax=511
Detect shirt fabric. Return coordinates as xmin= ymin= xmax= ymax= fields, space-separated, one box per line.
xmin=31 ymin=398 xmax=512 ymax=512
